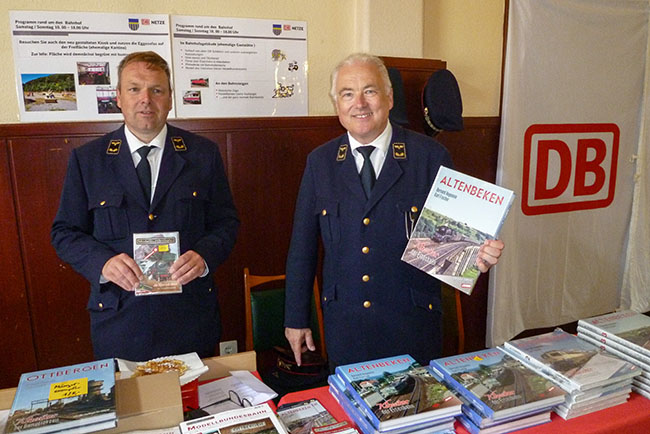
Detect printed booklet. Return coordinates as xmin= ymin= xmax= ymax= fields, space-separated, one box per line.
xmin=5 ymin=359 xmax=117 ymax=434
xmin=334 ymin=354 xmax=461 ymax=431
xmin=401 ymin=166 xmax=514 ymax=295
xmin=133 ymin=231 xmax=182 ymax=296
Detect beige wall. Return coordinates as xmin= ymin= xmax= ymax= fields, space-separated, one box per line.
xmin=424 ymin=0 xmax=505 ymax=116
xmin=0 ymin=0 xmax=504 ymax=123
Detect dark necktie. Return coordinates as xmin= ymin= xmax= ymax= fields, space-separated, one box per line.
xmin=357 ymin=145 xmax=376 ymax=198
xmin=136 ymin=146 xmax=152 ymax=202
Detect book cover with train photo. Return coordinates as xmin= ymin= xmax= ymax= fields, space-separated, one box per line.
xmin=5 ymin=359 xmax=116 ymax=434
xmin=401 ymin=166 xmax=514 ymax=295
xmin=334 ymin=355 xmax=462 ymax=431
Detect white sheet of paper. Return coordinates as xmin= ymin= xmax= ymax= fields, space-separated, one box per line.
xmin=229 ymin=370 xmax=277 ymax=403
xmin=198 ymin=371 xmax=277 ymax=415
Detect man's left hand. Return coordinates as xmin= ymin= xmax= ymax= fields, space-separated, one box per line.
xmin=477 ymin=239 xmax=505 ymax=272
xmin=170 ymin=250 xmax=206 ymax=284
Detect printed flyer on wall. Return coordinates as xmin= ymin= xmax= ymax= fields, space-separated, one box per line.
xmin=10 ymin=10 xmax=172 ymax=122
xmin=171 ymin=15 xmax=307 ymax=118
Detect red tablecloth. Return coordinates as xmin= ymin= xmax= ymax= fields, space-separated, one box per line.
xmin=278 ymin=386 xmax=650 ymax=433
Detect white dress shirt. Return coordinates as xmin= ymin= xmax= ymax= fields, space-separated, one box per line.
xmin=348 ymin=122 xmax=393 ymax=178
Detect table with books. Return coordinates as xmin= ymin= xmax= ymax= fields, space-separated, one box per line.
xmin=279 ymin=385 xmax=650 ymax=434
xmin=279 ymin=312 xmax=650 ymax=434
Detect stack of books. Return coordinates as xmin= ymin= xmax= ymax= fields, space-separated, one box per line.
xmin=328 ymin=354 xmax=461 ymax=434
xmin=577 ymin=310 xmax=650 ymax=400
xmin=503 ymin=328 xmax=640 ymax=420
xmin=5 ymin=359 xmax=117 ymax=434
xmin=429 ymin=348 xmax=565 ymax=433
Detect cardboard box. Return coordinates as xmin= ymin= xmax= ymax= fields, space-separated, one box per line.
xmin=0 ymin=351 xmax=257 ymax=433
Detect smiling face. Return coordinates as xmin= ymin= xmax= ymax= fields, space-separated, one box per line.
xmin=334 ymin=61 xmax=394 ymax=144
xmin=117 ymin=61 xmax=172 ymax=143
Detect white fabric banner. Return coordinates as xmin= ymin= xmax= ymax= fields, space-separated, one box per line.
xmin=488 ymin=0 xmax=650 ymax=346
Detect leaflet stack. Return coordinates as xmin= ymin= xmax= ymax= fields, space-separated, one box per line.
xmin=503 ymin=328 xmax=640 ymax=420
xmin=328 ymin=354 xmax=461 ymax=434
xmin=577 ymin=310 xmax=650 ymax=400
xmin=429 ymin=348 xmax=565 ymax=433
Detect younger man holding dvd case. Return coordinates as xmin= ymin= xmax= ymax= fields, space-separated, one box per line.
xmin=51 ymin=51 xmax=239 ymax=361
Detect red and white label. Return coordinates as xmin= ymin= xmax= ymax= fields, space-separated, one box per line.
xmin=522 ymin=123 xmax=619 ymax=215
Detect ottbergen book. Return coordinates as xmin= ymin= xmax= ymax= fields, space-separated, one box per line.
xmin=429 ymin=348 xmax=565 ymax=423
xmin=133 ymin=231 xmax=182 ymax=296
xmin=578 ymin=310 xmax=650 ymax=359
xmin=334 ymin=355 xmax=461 ymax=431
xmin=5 ymin=359 xmax=116 ymax=434
xmin=401 ymin=166 xmax=514 ymax=295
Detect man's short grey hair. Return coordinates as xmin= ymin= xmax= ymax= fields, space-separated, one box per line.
xmin=329 ymin=53 xmax=392 ymax=101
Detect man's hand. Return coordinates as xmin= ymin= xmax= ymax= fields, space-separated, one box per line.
xmin=285 ymin=327 xmax=316 ymax=366
xmin=169 ymin=250 xmax=206 ymax=285
xmin=102 ymin=253 xmax=142 ymax=291
xmin=477 ymin=239 xmax=505 ymax=272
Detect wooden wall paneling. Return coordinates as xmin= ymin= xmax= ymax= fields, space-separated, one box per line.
xmin=9 ymin=135 xmax=96 ymax=369
xmin=0 ymin=139 xmax=37 ymax=388
xmin=437 ymin=117 xmax=501 ymax=183
xmin=221 ymin=118 xmax=344 ymax=348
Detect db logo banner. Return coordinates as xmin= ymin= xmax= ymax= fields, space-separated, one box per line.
xmin=522 ymin=123 xmax=619 ymax=216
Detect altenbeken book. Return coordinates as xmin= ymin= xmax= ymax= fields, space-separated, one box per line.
xmin=401 ymin=166 xmax=514 ymax=295
xmin=429 ymin=348 xmax=565 ymax=423
xmin=334 ymin=354 xmax=461 ymax=431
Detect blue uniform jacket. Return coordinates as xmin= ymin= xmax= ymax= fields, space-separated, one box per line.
xmin=284 ymin=124 xmax=453 ymax=367
xmin=51 ymin=125 xmax=239 ymax=361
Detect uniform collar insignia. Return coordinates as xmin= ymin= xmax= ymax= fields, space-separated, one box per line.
xmin=106 ymin=139 xmax=121 ymax=155
xmin=392 ymin=142 xmax=406 ymax=159
xmin=337 ymin=144 xmax=348 ymax=161
xmin=172 ymin=136 xmax=187 ymax=151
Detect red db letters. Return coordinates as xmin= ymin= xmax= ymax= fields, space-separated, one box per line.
xmin=522 ymin=124 xmax=619 ymax=216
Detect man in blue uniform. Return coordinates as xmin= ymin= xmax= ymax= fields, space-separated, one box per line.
xmin=284 ymin=53 xmax=504 ymax=368
xmin=51 ymin=51 xmax=239 ymax=361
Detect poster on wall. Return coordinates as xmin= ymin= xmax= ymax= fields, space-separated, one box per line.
xmin=171 ymin=15 xmax=307 ymax=118
xmin=10 ymin=10 xmax=172 ymax=122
